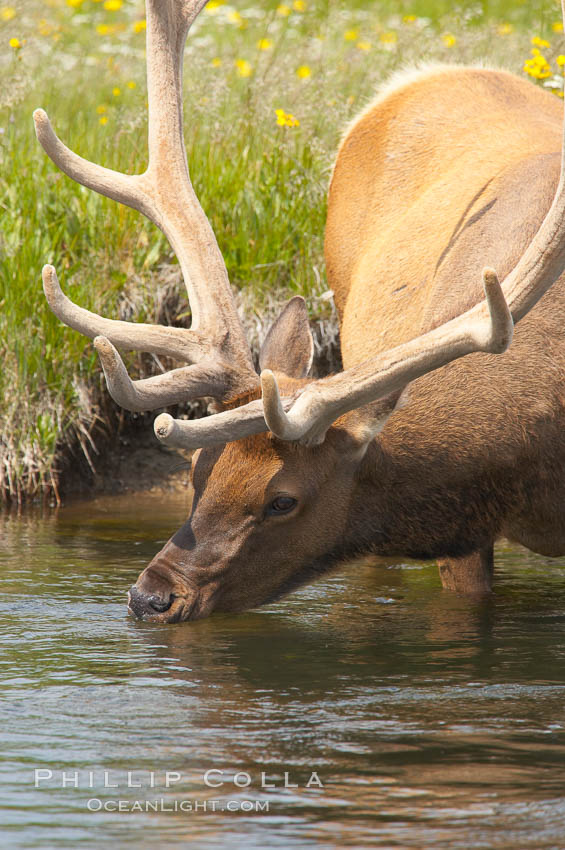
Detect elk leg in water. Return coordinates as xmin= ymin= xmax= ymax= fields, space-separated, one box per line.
xmin=437 ymin=546 xmax=494 ymax=594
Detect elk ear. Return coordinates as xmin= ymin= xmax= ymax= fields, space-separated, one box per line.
xmin=259 ymin=296 xmax=314 ymax=378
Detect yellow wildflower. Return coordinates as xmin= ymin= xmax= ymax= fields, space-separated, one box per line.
xmin=357 ymin=40 xmax=371 ymax=51
xmin=277 ymin=4 xmax=291 ymax=16
xmin=442 ymin=33 xmax=456 ymax=48
xmin=533 ymin=52 xmax=548 ymax=65
xmin=293 ymin=0 xmax=306 ymax=11
xmin=524 ymin=53 xmax=551 ymax=79
xmin=296 ymin=65 xmax=311 ymax=78
xmin=211 ymin=57 xmax=222 ymax=67
xmin=127 ymin=80 xmax=136 ymax=89
xmin=552 ymin=21 xmax=564 ymax=33
xmin=531 ymin=36 xmax=550 ymax=49
xmin=9 ymin=36 xmax=23 ymax=48
xmin=256 ymin=38 xmax=273 ymax=50
xmin=133 ymin=19 xmax=146 ymax=34
xmin=99 ymin=116 xmax=108 ymax=126
xmin=235 ymin=58 xmax=252 ymax=77
xmin=112 ymin=87 xmax=121 ymax=97
xmin=344 ymin=29 xmax=358 ymax=42
xmin=205 ymin=0 xmax=225 ymax=13
xmin=275 ymin=108 xmax=299 ymax=128
xmin=104 ymin=0 xmax=122 ymax=10
xmin=497 ymin=23 xmax=513 ymax=36
xmin=97 ymin=24 xmax=111 ymax=35
xmin=1 ymin=6 xmax=16 ymax=21
xmin=557 ymin=55 xmax=565 ymax=67
xmin=403 ymin=15 xmax=416 ymax=24
xmin=66 ymin=0 xmax=83 ymax=7
xmin=96 ymin=104 xmax=107 ymax=114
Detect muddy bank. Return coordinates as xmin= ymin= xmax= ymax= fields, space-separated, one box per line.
xmin=62 ymin=426 xmax=193 ymax=501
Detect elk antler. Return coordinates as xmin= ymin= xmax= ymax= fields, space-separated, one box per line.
xmin=151 ymin=0 xmax=565 ymax=451
xmin=35 ymin=0 xmax=257 ymax=412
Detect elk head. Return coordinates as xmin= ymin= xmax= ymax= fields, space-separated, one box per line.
xmin=35 ymin=0 xmax=565 ymax=622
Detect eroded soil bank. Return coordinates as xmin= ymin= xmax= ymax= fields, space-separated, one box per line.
xmin=59 ymin=425 xmax=193 ymax=503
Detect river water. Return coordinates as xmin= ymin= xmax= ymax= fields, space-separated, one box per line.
xmin=1 ymin=492 xmax=565 ymax=848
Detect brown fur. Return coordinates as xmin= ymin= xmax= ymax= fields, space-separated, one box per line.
xmin=129 ymin=67 xmax=565 ymax=622
xmin=326 ymin=66 xmax=565 ymax=573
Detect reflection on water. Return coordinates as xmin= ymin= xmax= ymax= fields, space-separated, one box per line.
xmin=1 ymin=493 xmax=565 ymax=848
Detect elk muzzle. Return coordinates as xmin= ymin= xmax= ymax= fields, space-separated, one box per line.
xmin=128 ymin=585 xmax=174 ymax=618
xmin=128 ymin=582 xmax=215 ymax=623
xmin=127 ymin=545 xmax=223 ymax=623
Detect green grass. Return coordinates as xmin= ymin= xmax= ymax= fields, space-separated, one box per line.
xmin=0 ymin=0 xmax=562 ymax=502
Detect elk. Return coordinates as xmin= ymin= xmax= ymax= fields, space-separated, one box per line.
xmin=35 ymin=0 xmax=565 ymax=622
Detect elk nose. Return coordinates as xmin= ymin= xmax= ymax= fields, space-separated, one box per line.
xmin=128 ymin=585 xmax=173 ymax=618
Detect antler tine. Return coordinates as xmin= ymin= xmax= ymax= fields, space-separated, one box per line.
xmin=154 ymin=402 xmax=268 ymax=448
xmin=36 ymin=0 xmax=256 ymax=409
xmin=94 ymin=336 xmax=243 ymax=412
xmin=42 ymin=265 xmax=209 ymax=362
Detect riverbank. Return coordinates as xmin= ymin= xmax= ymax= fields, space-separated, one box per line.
xmin=1 ymin=0 xmax=560 ymax=503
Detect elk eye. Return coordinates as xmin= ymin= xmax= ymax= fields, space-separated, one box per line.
xmin=267 ymin=495 xmax=297 ymax=516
